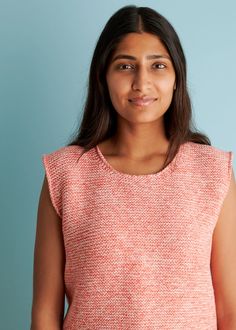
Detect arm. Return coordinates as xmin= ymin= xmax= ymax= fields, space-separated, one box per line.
xmin=210 ymin=169 xmax=236 ymax=329
xmin=31 ymin=175 xmax=65 ymax=330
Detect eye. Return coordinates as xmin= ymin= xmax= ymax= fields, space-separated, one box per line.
xmin=153 ymin=63 xmax=166 ymax=69
xmin=117 ymin=64 xmax=134 ymax=70
xmin=115 ymin=63 xmax=167 ymax=71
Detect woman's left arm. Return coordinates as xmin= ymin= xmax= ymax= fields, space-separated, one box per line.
xmin=211 ymin=169 xmax=236 ymax=329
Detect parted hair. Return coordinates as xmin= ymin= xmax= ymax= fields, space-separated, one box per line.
xmin=66 ymin=5 xmax=211 ymax=168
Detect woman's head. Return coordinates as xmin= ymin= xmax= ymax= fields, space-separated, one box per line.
xmin=67 ymin=5 xmax=210 ymax=160
xmin=105 ymin=31 xmax=176 ymax=127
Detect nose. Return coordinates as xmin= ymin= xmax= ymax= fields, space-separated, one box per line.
xmin=131 ymin=67 xmax=151 ymax=92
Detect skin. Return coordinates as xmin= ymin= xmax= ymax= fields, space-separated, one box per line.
xmin=210 ymin=170 xmax=236 ymax=328
xmin=31 ymin=32 xmax=236 ymax=328
xmin=104 ymin=32 xmax=176 ymax=161
xmin=102 ymin=31 xmax=236 ymax=326
xmin=31 ymin=176 xmax=65 ymax=329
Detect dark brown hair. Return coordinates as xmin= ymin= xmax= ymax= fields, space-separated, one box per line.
xmin=66 ymin=5 xmax=211 ymax=168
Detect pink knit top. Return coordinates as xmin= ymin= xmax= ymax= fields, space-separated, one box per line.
xmin=42 ymin=141 xmax=233 ymax=329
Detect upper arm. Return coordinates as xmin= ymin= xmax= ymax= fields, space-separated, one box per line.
xmin=210 ymin=168 xmax=236 ymax=323
xmin=31 ymin=175 xmax=65 ymax=328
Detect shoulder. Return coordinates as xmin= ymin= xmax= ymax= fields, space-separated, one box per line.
xmin=185 ymin=141 xmax=234 ymax=195
xmin=42 ymin=144 xmax=87 ymax=179
xmin=186 ymin=141 xmax=232 ymax=157
xmin=42 ymin=144 xmax=86 ymax=166
xmin=44 ymin=144 xmax=85 ymax=159
xmin=186 ymin=141 xmax=233 ymax=170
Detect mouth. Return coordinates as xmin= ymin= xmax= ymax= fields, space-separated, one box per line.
xmin=128 ymin=98 xmax=157 ymax=106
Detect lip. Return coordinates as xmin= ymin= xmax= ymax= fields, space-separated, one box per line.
xmin=129 ymin=96 xmax=157 ymax=102
xmin=128 ymin=97 xmax=157 ymax=106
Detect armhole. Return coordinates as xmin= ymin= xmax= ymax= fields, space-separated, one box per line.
xmin=42 ymin=154 xmax=62 ymax=219
xmin=223 ymin=150 xmax=234 ymax=200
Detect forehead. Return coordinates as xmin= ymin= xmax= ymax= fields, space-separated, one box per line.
xmin=113 ymin=32 xmax=169 ymax=56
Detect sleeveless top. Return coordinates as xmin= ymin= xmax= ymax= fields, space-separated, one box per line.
xmin=41 ymin=141 xmax=233 ymax=330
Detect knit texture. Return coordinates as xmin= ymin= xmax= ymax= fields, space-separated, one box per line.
xmin=42 ymin=141 xmax=233 ymax=330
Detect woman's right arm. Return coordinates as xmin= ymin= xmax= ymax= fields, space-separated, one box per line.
xmin=30 ymin=175 xmax=65 ymax=330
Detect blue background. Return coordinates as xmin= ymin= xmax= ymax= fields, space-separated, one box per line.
xmin=0 ymin=1 xmax=235 ymax=329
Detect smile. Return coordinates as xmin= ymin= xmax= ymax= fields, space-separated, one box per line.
xmin=128 ymin=98 xmax=157 ymax=106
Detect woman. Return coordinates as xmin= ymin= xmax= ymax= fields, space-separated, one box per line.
xmin=31 ymin=5 xmax=236 ymax=329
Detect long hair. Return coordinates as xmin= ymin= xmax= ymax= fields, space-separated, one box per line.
xmin=66 ymin=5 xmax=211 ymax=168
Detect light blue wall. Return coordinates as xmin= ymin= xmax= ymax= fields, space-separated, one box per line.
xmin=0 ymin=1 xmax=235 ymax=329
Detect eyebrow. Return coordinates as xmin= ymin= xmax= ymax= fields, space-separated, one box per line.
xmin=111 ymin=54 xmax=171 ymax=62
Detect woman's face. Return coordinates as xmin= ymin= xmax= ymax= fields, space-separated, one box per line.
xmin=106 ymin=32 xmax=176 ymax=124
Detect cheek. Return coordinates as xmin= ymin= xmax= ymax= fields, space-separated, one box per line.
xmin=156 ymin=77 xmax=175 ymax=94
xmin=107 ymin=76 xmax=129 ymax=100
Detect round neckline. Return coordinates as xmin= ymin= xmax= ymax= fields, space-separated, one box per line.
xmin=93 ymin=142 xmax=188 ymax=179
